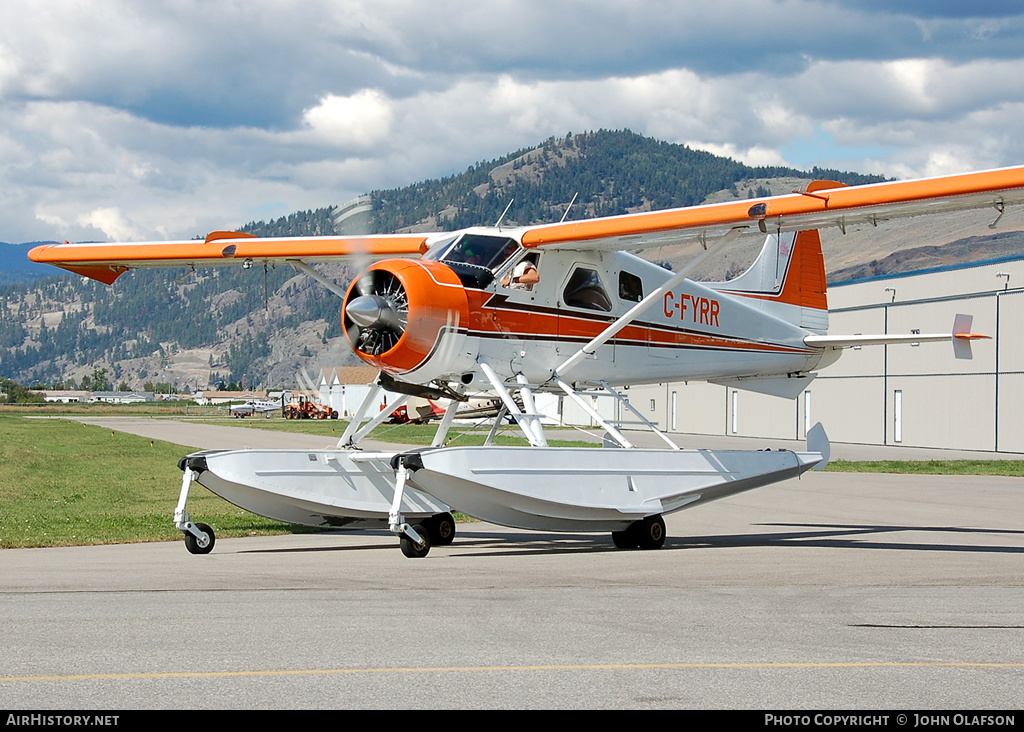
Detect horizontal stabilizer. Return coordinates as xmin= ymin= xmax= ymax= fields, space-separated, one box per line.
xmin=952 ymin=313 xmax=987 ymax=360
xmin=804 ymin=314 xmax=988 ymax=360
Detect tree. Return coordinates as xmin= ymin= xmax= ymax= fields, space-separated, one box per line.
xmin=0 ymin=378 xmax=45 ymax=404
xmin=81 ymin=367 xmax=110 ymax=392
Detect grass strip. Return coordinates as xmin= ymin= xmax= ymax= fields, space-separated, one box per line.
xmin=0 ymin=414 xmax=309 ymax=548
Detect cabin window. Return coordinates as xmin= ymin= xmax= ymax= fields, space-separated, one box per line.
xmin=618 ymin=271 xmax=643 ymax=302
xmin=563 ymin=267 xmax=612 ymax=312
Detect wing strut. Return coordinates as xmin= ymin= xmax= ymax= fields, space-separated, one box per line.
xmin=477 ymin=357 xmax=548 ymax=447
xmin=555 ymin=226 xmax=746 ymax=380
xmin=289 ymin=260 xmax=349 ymax=299
xmin=554 ymin=377 xmax=633 ymax=449
xmin=484 ymin=405 xmax=510 ymax=446
xmin=598 ymin=381 xmax=680 ymax=450
xmin=337 ymin=383 xmax=411 ymax=448
xmin=430 ymin=398 xmax=461 ymax=447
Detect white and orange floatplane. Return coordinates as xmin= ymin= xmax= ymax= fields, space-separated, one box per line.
xmin=30 ymin=167 xmax=1022 ymax=556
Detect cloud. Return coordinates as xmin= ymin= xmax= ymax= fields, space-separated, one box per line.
xmin=0 ymin=1 xmax=1023 ymax=243
xmin=302 ymin=90 xmax=394 ymax=149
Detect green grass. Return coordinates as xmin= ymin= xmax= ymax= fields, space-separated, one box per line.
xmin=824 ymin=459 xmax=1024 ymax=477
xmin=0 ymin=400 xmax=206 ymax=416
xmin=209 ymin=417 xmax=599 ymax=447
xmin=0 ymin=414 xmax=310 ymax=548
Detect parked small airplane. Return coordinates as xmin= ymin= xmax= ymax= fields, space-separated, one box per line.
xmin=29 ymin=165 xmax=1024 ymax=556
xmin=228 ymin=399 xmax=281 ymax=418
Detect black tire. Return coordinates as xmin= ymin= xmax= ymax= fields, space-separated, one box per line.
xmin=400 ymin=524 xmax=431 ymax=558
xmin=426 ymin=512 xmax=456 ymax=546
xmin=611 ymin=530 xmax=637 ymax=549
xmin=635 ymin=514 xmax=666 ymax=550
xmin=184 ymin=522 xmax=215 ymax=555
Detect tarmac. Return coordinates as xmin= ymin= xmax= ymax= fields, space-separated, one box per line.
xmin=1 ymin=417 xmax=1022 ymax=709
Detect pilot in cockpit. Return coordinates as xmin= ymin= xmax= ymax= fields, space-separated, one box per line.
xmin=502 ymin=253 xmax=540 ymax=291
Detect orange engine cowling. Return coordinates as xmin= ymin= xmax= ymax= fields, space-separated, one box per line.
xmin=342 ymin=259 xmax=471 ymax=381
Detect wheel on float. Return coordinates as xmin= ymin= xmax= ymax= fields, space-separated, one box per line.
xmin=425 ymin=512 xmax=456 ymax=546
xmin=184 ymin=522 xmax=216 ymax=555
xmin=611 ymin=530 xmax=638 ymax=549
xmin=400 ymin=524 xmax=431 ymax=558
xmin=635 ymin=514 xmax=666 ymax=549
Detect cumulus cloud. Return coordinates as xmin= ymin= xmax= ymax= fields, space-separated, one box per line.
xmin=302 ymin=90 xmax=394 ymax=149
xmin=0 ymin=1 xmax=1023 ymax=243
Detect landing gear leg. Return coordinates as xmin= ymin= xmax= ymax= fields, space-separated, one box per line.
xmin=175 ymin=464 xmax=216 ymax=555
xmin=389 ymin=458 xmax=430 ymax=558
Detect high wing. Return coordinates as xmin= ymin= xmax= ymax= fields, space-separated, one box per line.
xmin=28 ymin=231 xmax=429 ymax=284
xmin=27 ymin=165 xmax=1024 ymax=283
xmin=519 ymin=165 xmax=1024 ymax=252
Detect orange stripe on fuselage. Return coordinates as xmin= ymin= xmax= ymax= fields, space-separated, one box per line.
xmin=466 ymin=291 xmax=812 ymax=355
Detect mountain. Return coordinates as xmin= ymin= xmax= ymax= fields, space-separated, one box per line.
xmin=828 ymin=229 xmax=1024 ymax=283
xmin=370 ymin=130 xmax=885 ymax=233
xmin=3 ymin=129 xmax=1017 ymax=391
xmin=0 ymin=242 xmax=69 ymax=285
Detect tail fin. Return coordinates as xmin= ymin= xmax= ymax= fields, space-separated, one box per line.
xmin=710 ymin=229 xmax=828 ymax=333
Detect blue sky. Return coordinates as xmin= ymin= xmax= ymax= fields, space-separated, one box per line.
xmin=2 ymin=1 xmax=1024 ymax=243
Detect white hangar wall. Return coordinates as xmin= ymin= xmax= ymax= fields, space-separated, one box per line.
xmin=626 ymin=256 xmax=1024 ymax=454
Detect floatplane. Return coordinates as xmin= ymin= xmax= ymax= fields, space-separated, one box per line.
xmin=29 ymin=166 xmax=1024 ymax=556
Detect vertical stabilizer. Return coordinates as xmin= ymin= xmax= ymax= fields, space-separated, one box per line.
xmin=710 ymin=229 xmax=829 ymax=333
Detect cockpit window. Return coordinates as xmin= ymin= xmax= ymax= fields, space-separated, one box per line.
xmin=425 ymin=233 xmax=520 ymax=271
xmin=423 ymin=233 xmax=520 ymax=289
xmin=563 ymin=267 xmax=613 ymax=312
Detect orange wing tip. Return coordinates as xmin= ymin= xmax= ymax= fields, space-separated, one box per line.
xmin=954 ymin=333 xmax=990 ymax=340
xmin=59 ymin=264 xmax=131 ymax=285
xmin=805 ymin=180 xmax=848 ymax=194
xmin=205 ymin=231 xmax=256 ymax=244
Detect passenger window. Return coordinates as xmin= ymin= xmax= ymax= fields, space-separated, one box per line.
xmin=618 ymin=271 xmax=643 ymax=302
xmin=563 ymin=267 xmax=612 ymax=312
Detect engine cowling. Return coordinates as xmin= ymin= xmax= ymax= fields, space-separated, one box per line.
xmin=342 ymin=259 xmax=471 ymax=382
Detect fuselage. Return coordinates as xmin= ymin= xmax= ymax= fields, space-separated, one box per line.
xmin=341 ymin=227 xmax=828 ymax=391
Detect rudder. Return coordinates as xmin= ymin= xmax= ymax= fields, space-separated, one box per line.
xmin=710 ymin=228 xmax=828 ymax=333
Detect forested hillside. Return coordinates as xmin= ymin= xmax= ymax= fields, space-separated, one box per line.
xmin=1 ymin=130 xmax=885 ymax=390
xmin=371 ymin=130 xmax=884 ymax=232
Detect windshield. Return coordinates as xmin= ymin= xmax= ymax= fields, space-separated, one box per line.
xmin=425 ymin=233 xmax=520 ymax=271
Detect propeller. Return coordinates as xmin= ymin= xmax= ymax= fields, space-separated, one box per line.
xmin=344 ymin=268 xmax=409 ymax=356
